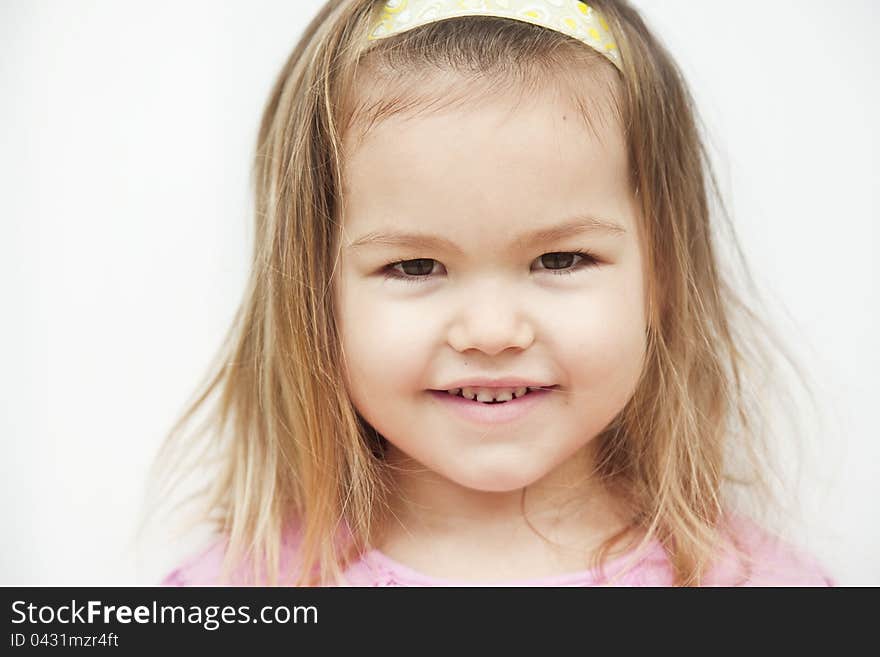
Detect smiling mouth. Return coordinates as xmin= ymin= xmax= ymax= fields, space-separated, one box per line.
xmin=427 ymin=385 xmax=559 ymax=404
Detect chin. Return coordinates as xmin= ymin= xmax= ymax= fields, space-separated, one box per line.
xmin=444 ymin=460 xmax=547 ymax=493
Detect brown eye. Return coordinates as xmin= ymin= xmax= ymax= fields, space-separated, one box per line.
xmin=535 ymin=251 xmax=599 ymax=276
xmin=395 ymin=258 xmax=436 ymax=277
xmin=539 ymin=252 xmax=577 ymax=270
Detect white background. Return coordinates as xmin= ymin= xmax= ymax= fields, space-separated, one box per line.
xmin=2 ymin=0 xmax=877 ymax=585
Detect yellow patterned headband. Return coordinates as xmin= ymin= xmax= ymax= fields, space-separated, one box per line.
xmin=367 ymin=0 xmax=623 ymax=73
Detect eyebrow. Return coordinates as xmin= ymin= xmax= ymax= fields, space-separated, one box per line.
xmin=345 ymin=216 xmax=626 ymax=254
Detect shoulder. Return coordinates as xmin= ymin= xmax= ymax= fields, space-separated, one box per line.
xmin=702 ymin=513 xmax=837 ymax=587
xmin=160 ymin=537 xmax=233 ymax=586
xmin=160 ymin=524 xmax=309 ymax=586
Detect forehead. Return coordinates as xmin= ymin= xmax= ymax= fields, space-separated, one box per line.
xmin=339 ymin=70 xmax=633 ymax=241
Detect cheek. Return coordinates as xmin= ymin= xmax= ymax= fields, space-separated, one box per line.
xmin=337 ymin=285 xmax=433 ymax=395
xmin=560 ymin=279 xmax=647 ymax=404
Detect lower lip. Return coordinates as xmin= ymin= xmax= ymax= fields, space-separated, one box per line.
xmin=427 ymin=388 xmax=555 ymax=424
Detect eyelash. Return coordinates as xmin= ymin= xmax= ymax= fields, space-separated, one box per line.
xmin=381 ymin=250 xmax=600 ymax=286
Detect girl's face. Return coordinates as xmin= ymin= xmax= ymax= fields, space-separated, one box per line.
xmin=333 ymin=73 xmax=646 ymax=495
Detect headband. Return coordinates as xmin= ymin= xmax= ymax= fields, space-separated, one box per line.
xmin=367 ymin=0 xmax=623 ymax=73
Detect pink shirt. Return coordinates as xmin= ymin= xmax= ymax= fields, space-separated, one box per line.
xmin=161 ymin=514 xmax=836 ymax=586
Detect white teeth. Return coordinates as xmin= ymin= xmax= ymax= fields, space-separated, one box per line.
xmin=447 ymin=386 xmax=533 ymax=403
xmin=476 ymin=389 xmax=507 ymax=403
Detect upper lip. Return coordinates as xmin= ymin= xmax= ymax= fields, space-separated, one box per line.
xmin=432 ymin=378 xmax=557 ymax=390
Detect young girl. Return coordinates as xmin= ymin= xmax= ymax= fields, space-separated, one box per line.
xmin=153 ymin=0 xmax=836 ymax=586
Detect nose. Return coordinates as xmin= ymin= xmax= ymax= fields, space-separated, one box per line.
xmin=447 ymin=280 xmax=535 ymax=356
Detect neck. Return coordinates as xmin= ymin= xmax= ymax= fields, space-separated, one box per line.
xmin=375 ymin=442 xmax=634 ymax=567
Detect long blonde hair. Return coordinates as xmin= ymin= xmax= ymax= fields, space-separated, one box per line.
xmin=144 ymin=0 xmax=820 ymax=586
